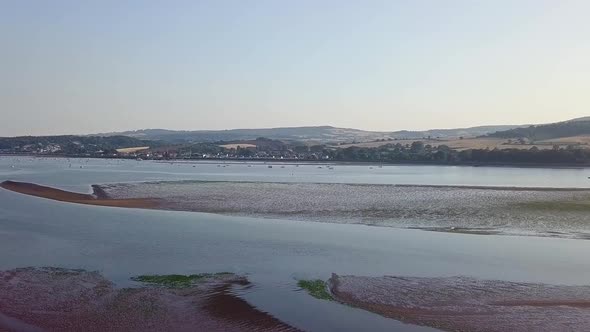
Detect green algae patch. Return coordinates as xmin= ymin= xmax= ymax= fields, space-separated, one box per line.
xmin=298 ymin=279 xmax=333 ymax=301
xmin=131 ymin=273 xmax=233 ymax=288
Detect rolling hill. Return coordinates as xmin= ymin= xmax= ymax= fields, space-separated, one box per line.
xmin=99 ymin=124 xmax=522 ymax=144
xmin=487 ymin=119 xmax=590 ymax=141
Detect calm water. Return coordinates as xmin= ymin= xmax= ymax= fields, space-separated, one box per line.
xmin=2 ymin=156 xmax=590 ymax=190
xmin=2 ymin=157 xmax=590 ymax=331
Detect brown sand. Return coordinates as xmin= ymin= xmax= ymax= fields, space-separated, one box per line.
xmin=0 ymin=267 xmax=299 ymax=332
xmin=0 ymin=181 xmax=159 ymax=209
xmin=328 ymin=274 xmax=590 ymax=332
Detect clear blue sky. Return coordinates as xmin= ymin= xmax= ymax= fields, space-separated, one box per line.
xmin=1 ymin=0 xmax=589 ymax=136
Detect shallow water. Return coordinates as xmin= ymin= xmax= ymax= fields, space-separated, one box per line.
xmin=2 ymin=156 xmax=590 ymax=190
xmin=2 ymin=157 xmax=590 ymax=331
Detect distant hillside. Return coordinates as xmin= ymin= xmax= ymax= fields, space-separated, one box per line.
xmin=488 ymin=119 xmax=590 ymax=141
xmin=100 ymin=126 xmax=379 ymax=143
xmin=0 ymin=135 xmax=157 ymax=155
xmin=100 ymin=124 xmax=522 ymax=144
xmin=389 ymin=125 xmax=520 ymax=140
xmin=569 ymin=116 xmax=590 ymax=122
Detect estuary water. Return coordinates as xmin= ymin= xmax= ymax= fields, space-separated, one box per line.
xmin=2 ymin=157 xmax=590 ymax=331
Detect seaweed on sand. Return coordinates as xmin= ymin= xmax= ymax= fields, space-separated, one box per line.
xmin=297 ymin=279 xmax=333 ymax=301
xmin=131 ymin=273 xmax=233 ymax=288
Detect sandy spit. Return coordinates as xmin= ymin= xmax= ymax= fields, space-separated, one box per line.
xmin=0 ymin=181 xmax=160 ymax=209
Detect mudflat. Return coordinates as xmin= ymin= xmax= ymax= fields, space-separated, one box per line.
xmin=0 ymin=267 xmax=299 ymax=332
xmin=328 ymin=274 xmax=590 ymax=332
xmin=96 ymin=180 xmax=590 ymax=239
xmin=4 ymin=180 xmax=590 ymax=239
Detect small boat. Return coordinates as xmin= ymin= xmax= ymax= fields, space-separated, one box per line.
xmin=268 ymin=165 xmax=273 ymax=168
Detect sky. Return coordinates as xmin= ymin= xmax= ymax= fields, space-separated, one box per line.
xmin=1 ymin=0 xmax=589 ymax=136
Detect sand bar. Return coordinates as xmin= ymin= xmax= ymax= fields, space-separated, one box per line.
xmin=0 ymin=180 xmax=159 ymax=209
xmin=328 ymin=274 xmax=590 ymax=332
xmin=4 ymin=180 xmax=590 ymax=239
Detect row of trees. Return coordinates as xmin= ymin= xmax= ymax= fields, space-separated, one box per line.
xmin=327 ymin=142 xmax=590 ymax=165
xmin=13 ymin=134 xmax=586 ymax=165
xmin=189 ymin=139 xmax=590 ymax=165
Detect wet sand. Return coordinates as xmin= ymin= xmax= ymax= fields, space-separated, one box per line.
xmin=0 ymin=181 xmax=159 ymax=209
xmin=328 ymin=274 xmax=590 ymax=332
xmin=0 ymin=267 xmax=299 ymax=332
xmin=4 ymin=180 xmax=590 ymax=239
xmin=97 ymin=180 xmax=590 ymax=239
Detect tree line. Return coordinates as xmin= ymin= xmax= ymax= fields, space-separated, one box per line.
xmin=327 ymin=142 xmax=590 ymax=165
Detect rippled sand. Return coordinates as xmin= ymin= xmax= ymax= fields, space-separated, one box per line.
xmin=4 ymin=179 xmax=590 ymax=239
xmin=98 ymin=181 xmax=590 ymax=239
xmin=0 ymin=267 xmax=298 ymax=332
xmin=328 ymin=274 xmax=590 ymax=332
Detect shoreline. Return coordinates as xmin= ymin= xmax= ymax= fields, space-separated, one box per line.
xmin=3 ymin=153 xmax=590 ymax=169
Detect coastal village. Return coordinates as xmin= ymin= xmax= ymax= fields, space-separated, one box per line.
xmin=3 ymin=119 xmax=590 ymax=165
xmin=0 ymin=137 xmax=335 ymax=161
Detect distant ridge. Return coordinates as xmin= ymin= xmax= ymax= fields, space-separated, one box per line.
xmin=488 ymin=117 xmax=590 ymax=140
xmin=97 ymin=124 xmax=522 ymax=143
xmin=568 ymin=116 xmax=590 ymax=122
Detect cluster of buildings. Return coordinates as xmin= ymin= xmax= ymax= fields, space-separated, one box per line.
xmin=122 ymin=146 xmax=333 ymax=161
xmin=1 ymin=143 xmax=63 ymax=155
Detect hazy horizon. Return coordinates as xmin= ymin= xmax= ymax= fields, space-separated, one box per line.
xmin=2 ymin=1 xmax=589 ymax=136
xmin=88 ymin=116 xmax=574 ymax=135
xmin=0 ymin=117 xmax=578 ymax=137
